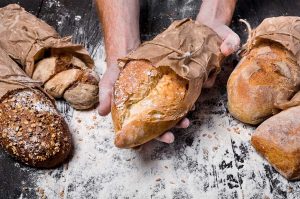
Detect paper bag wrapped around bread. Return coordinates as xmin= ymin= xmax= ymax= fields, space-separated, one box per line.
xmin=0 ymin=47 xmax=72 ymax=168
xmin=0 ymin=4 xmax=99 ymax=110
xmin=227 ymin=17 xmax=300 ymax=180
xmin=227 ymin=17 xmax=300 ymax=125
xmin=112 ymin=19 xmax=223 ymax=148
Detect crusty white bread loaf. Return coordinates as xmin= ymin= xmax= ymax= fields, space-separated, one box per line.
xmin=112 ymin=60 xmax=190 ymax=148
xmin=227 ymin=42 xmax=300 ymax=125
xmin=0 ymin=89 xmax=72 ymax=168
xmin=111 ymin=19 xmax=223 ymax=148
xmin=251 ymin=106 xmax=300 ymax=180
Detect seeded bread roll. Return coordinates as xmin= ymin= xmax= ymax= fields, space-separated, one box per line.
xmin=251 ymin=106 xmax=300 ymax=180
xmin=112 ymin=60 xmax=190 ymax=148
xmin=0 ymin=89 xmax=72 ymax=168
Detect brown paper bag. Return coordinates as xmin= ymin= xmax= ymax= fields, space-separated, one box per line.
xmin=0 ymin=46 xmax=46 ymax=101
xmin=112 ymin=19 xmax=224 ymax=148
xmin=118 ymin=19 xmax=223 ymax=111
xmin=0 ymin=4 xmax=94 ymax=77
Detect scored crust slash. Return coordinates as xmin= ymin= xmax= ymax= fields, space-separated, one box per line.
xmin=0 ymin=4 xmax=99 ymax=110
xmin=112 ymin=19 xmax=224 ymax=148
xmin=227 ymin=17 xmax=300 ymax=180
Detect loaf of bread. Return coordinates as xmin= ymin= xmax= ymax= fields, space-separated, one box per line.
xmin=112 ymin=19 xmax=223 ymax=148
xmin=0 ymin=46 xmax=72 ymax=168
xmin=227 ymin=17 xmax=300 ymax=180
xmin=112 ymin=60 xmax=189 ymax=147
xmin=34 ymin=55 xmax=99 ymax=110
xmin=0 ymin=4 xmax=99 ymax=110
xmin=227 ymin=17 xmax=300 ymax=124
xmin=251 ymin=106 xmax=300 ymax=180
xmin=0 ymin=89 xmax=72 ymax=168
xmin=227 ymin=42 xmax=300 ymax=124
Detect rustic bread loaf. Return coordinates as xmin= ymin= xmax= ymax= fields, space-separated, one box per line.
xmin=33 ymin=55 xmax=99 ymax=110
xmin=227 ymin=17 xmax=300 ymax=180
xmin=111 ymin=19 xmax=223 ymax=148
xmin=112 ymin=60 xmax=189 ymax=148
xmin=0 ymin=45 xmax=72 ymax=168
xmin=227 ymin=42 xmax=300 ymax=124
xmin=251 ymin=106 xmax=300 ymax=180
xmin=0 ymin=89 xmax=72 ymax=168
xmin=0 ymin=4 xmax=99 ymax=110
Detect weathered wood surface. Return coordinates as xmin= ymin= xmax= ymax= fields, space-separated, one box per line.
xmin=0 ymin=0 xmax=300 ymax=198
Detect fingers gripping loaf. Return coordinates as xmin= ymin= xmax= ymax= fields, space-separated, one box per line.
xmin=0 ymin=47 xmax=72 ymax=168
xmin=227 ymin=17 xmax=300 ymax=125
xmin=0 ymin=4 xmax=99 ymax=110
xmin=251 ymin=106 xmax=300 ymax=180
xmin=112 ymin=19 xmax=223 ymax=148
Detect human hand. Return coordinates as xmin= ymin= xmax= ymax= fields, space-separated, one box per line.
xmin=196 ymin=0 xmax=240 ymax=88
xmin=98 ymin=62 xmax=192 ymax=144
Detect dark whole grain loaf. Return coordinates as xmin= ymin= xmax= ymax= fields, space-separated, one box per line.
xmin=0 ymin=89 xmax=72 ymax=168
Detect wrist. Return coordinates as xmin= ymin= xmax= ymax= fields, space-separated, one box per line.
xmin=196 ymin=0 xmax=236 ymax=26
xmin=105 ymin=37 xmax=141 ymax=67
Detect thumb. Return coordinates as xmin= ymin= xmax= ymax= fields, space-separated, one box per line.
xmin=220 ymin=31 xmax=240 ymax=56
xmin=98 ymin=67 xmax=120 ymax=116
xmin=213 ymin=25 xmax=241 ymax=56
xmin=98 ymin=85 xmax=113 ymax=116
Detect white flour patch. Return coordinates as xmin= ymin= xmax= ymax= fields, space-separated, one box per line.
xmin=46 ymin=0 xmax=61 ymax=8
xmin=34 ymin=77 xmax=299 ymax=198
xmin=74 ymin=15 xmax=81 ymax=21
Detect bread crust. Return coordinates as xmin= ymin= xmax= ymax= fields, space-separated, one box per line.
xmin=251 ymin=106 xmax=300 ymax=180
xmin=0 ymin=89 xmax=72 ymax=168
xmin=227 ymin=43 xmax=300 ymax=124
xmin=112 ymin=60 xmax=201 ymax=148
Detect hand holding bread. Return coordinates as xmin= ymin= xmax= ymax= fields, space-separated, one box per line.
xmin=112 ymin=19 xmax=223 ymax=148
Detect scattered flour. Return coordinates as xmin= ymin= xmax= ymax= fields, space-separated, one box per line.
xmin=33 ymin=53 xmax=298 ymax=198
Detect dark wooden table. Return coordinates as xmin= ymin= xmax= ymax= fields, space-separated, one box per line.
xmin=0 ymin=0 xmax=300 ymax=198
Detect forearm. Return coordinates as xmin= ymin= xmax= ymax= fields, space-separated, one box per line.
xmin=197 ymin=0 xmax=237 ymax=26
xmin=96 ymin=0 xmax=140 ymax=66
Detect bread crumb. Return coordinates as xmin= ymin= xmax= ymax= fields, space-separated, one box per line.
xmin=60 ymin=190 xmax=64 ymax=198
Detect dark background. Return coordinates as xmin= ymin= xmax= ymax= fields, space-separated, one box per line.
xmin=0 ymin=0 xmax=300 ymax=198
